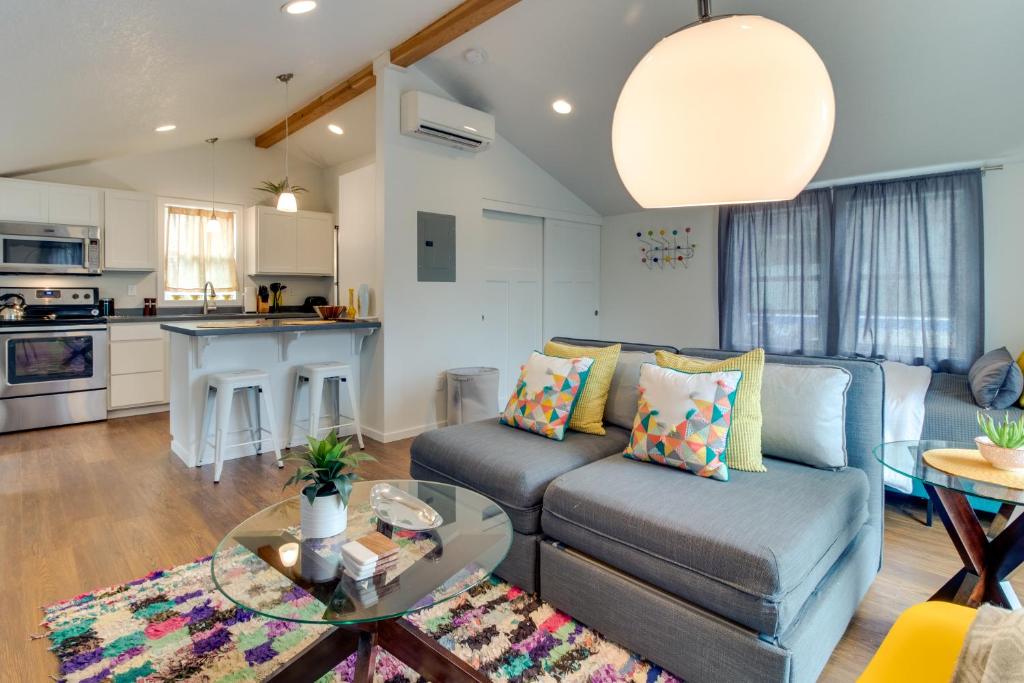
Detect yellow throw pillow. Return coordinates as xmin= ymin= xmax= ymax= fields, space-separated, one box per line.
xmin=544 ymin=341 xmax=621 ymax=435
xmin=1019 ymin=352 xmax=1024 ymax=408
xmin=655 ymin=348 xmax=766 ymax=472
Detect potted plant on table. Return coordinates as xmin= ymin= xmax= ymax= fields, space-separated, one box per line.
xmin=976 ymin=412 xmax=1024 ymax=471
xmin=284 ymin=432 xmax=375 ymax=538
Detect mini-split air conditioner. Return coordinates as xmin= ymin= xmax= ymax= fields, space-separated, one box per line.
xmin=400 ymin=91 xmax=495 ymax=152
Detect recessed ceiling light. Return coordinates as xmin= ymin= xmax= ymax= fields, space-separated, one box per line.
xmin=281 ymin=0 xmax=317 ymax=14
xmin=552 ymin=99 xmax=573 ymax=115
xmin=154 ymin=124 xmax=176 ymax=133
xmin=463 ymin=48 xmax=488 ymax=65
xmin=327 ymin=124 xmax=344 ymax=135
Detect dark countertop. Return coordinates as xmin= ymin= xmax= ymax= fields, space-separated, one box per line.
xmin=160 ymin=319 xmax=381 ymax=337
xmin=111 ymin=310 xmax=317 ymax=323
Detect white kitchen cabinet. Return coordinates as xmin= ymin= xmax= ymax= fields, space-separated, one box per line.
xmin=0 ymin=179 xmax=48 ymax=222
xmin=104 ymin=190 xmax=157 ymax=270
xmin=246 ymin=206 xmax=334 ymax=276
xmin=109 ymin=323 xmax=169 ymax=409
xmin=48 ymin=186 xmax=100 ymax=225
xmin=0 ymin=178 xmax=100 ymax=225
xmin=296 ymin=213 xmax=335 ymax=275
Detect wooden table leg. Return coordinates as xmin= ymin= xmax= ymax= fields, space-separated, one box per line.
xmin=379 ymin=618 xmax=488 ymax=683
xmin=925 ymin=484 xmax=1024 ymax=608
xmin=265 ymin=626 xmax=360 ymax=682
xmin=351 ymin=628 xmax=379 ymax=683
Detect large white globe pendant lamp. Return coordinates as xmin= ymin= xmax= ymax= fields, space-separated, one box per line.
xmin=612 ymin=0 xmax=835 ymax=208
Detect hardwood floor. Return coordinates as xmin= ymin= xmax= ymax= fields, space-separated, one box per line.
xmin=1 ymin=413 xmax=1018 ymax=681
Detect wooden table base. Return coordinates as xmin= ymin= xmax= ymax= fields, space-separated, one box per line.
xmin=265 ymin=618 xmax=489 ymax=683
xmin=925 ymin=484 xmax=1024 ymax=609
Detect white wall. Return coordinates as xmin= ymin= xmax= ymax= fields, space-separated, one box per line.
xmin=372 ymin=63 xmax=600 ymax=440
xmin=597 ymin=164 xmax=1024 ymax=359
xmin=6 ymin=138 xmax=329 ymax=310
xmin=983 ymin=160 xmax=1024 ymax=358
xmin=599 ymin=207 xmax=719 ymax=349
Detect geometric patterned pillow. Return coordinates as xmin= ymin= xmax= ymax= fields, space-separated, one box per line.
xmin=623 ymin=363 xmax=742 ymax=481
xmin=500 ymin=351 xmax=594 ymax=441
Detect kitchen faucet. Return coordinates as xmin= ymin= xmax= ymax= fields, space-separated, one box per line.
xmin=202 ymin=281 xmax=217 ymax=314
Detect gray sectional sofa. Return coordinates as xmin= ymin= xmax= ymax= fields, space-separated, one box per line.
xmin=411 ymin=340 xmax=885 ymax=683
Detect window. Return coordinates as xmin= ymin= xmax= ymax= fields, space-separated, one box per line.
xmin=719 ymin=170 xmax=983 ymax=372
xmin=161 ymin=202 xmax=241 ymax=302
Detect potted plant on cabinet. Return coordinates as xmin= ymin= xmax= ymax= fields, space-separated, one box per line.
xmin=284 ymin=432 xmax=375 ymax=538
xmin=254 ymin=179 xmax=308 ymax=207
xmin=977 ymin=412 xmax=1024 ymax=471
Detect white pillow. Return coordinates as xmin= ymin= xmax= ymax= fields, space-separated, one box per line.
xmin=500 ymin=351 xmax=594 ymax=440
xmin=760 ymin=363 xmax=852 ymax=469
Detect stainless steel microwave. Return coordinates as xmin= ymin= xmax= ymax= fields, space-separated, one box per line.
xmin=0 ymin=222 xmax=101 ymax=275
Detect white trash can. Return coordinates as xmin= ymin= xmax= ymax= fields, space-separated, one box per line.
xmin=446 ymin=367 xmax=499 ymax=425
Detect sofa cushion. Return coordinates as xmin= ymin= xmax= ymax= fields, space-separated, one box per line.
xmin=604 ymin=350 xmax=654 ymax=430
xmin=542 ymin=454 xmax=869 ymax=636
xmin=500 ymin=351 xmax=594 ymax=440
xmin=761 ymin=363 xmax=852 ymax=469
xmin=923 ymin=372 xmax=1024 ymax=443
xmin=968 ymin=347 xmax=1024 ymax=410
xmin=410 ymin=420 xmax=630 ymax=534
xmin=544 ymin=340 xmax=621 ymax=435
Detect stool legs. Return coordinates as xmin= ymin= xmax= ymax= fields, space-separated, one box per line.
xmin=197 ymin=384 xmax=216 ymax=467
xmin=213 ymin=388 xmax=233 ymax=483
xmin=342 ymin=375 xmax=364 ymax=450
xmin=242 ymin=387 xmax=262 ymax=456
xmin=308 ymin=375 xmax=324 ymax=441
xmin=287 ymin=373 xmax=302 ymax=448
xmin=257 ymin=383 xmax=284 ymax=468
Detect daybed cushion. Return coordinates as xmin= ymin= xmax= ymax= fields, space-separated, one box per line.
xmin=542 ymin=453 xmax=869 ymax=636
xmin=923 ymin=372 xmax=1024 ymax=443
xmin=410 ymin=419 xmax=630 ymax=534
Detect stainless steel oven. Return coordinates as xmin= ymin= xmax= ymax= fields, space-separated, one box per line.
xmin=0 ymin=325 xmax=108 ymax=432
xmin=0 ymin=222 xmax=102 ymax=275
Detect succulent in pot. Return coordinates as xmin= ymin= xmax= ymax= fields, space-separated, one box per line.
xmin=976 ymin=412 xmax=1024 ymax=471
xmin=283 ymin=432 xmax=375 ymax=538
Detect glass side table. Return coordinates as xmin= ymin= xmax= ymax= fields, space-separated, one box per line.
xmin=876 ymin=440 xmax=1024 ymax=609
xmin=212 ymin=480 xmax=512 ymax=683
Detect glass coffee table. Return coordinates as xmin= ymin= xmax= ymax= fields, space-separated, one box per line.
xmin=212 ymin=480 xmax=512 ymax=683
xmin=876 ymin=440 xmax=1024 ymax=609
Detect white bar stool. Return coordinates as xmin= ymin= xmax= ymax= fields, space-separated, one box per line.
xmin=197 ymin=369 xmax=283 ymax=483
xmin=287 ymin=362 xmax=364 ymax=449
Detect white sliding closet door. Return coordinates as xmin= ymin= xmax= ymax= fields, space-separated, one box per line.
xmin=543 ymin=219 xmax=601 ymax=341
xmin=481 ymin=210 xmax=544 ymax=406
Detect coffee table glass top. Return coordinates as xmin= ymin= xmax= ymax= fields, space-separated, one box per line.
xmin=875 ymin=440 xmax=1024 ymax=506
xmin=211 ymin=480 xmax=512 ymax=626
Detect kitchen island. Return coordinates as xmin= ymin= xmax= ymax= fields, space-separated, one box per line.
xmin=161 ymin=318 xmax=380 ymax=469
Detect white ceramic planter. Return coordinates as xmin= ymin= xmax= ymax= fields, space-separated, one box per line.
xmin=300 ymin=493 xmax=348 ymax=538
xmin=976 ymin=436 xmax=1024 ymax=472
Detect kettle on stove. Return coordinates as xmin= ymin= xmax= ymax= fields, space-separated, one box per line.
xmin=0 ymin=293 xmax=26 ymax=321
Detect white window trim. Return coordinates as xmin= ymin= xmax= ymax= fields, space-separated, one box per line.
xmin=156 ymin=196 xmax=245 ymax=307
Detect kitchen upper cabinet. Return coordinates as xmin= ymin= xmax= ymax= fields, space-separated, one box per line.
xmin=296 ymin=213 xmax=335 ymax=275
xmin=246 ymin=206 xmax=333 ymax=276
xmin=0 ymin=178 xmax=99 ymax=225
xmin=0 ymin=180 xmax=47 ymax=222
xmin=48 ymin=186 xmax=100 ymax=225
xmin=104 ymin=190 xmax=157 ymax=270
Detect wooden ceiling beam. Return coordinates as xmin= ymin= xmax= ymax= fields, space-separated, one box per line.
xmin=255 ymin=0 xmax=521 ymax=148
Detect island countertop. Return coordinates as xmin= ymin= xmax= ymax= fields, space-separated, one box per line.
xmin=160 ymin=318 xmax=381 ymax=337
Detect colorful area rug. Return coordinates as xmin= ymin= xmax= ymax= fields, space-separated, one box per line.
xmin=41 ymin=556 xmax=682 ymax=682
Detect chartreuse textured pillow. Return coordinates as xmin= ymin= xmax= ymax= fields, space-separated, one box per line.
xmin=500 ymin=351 xmax=594 ymax=440
xmin=655 ymin=348 xmax=766 ymax=472
xmin=624 ymin=363 xmax=742 ymax=481
xmin=544 ymin=340 xmax=621 ymax=435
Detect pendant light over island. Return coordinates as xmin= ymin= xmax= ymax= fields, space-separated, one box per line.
xmin=276 ymin=73 xmax=299 ymax=213
xmin=612 ymin=0 xmax=835 ymax=208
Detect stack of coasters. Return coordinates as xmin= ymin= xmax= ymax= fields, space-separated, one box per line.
xmin=341 ymin=532 xmax=400 ymax=581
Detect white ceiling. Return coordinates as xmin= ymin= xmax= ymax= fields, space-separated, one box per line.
xmin=0 ymin=0 xmax=456 ymax=175
xmin=420 ymin=0 xmax=1024 ymax=216
xmin=290 ymin=89 xmax=376 ymax=168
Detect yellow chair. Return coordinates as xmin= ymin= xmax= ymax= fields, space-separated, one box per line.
xmin=858 ymin=602 xmax=976 ymax=682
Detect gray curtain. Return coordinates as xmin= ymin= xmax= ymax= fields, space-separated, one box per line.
xmin=830 ymin=170 xmax=984 ymax=372
xmin=719 ymin=189 xmax=832 ymax=355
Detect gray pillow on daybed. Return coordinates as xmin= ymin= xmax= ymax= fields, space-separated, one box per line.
xmin=968 ymin=347 xmax=1024 ymax=409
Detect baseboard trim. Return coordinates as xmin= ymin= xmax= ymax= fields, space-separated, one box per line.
xmin=363 ymin=421 xmax=446 ymax=443
xmin=108 ymin=403 xmax=170 ymax=419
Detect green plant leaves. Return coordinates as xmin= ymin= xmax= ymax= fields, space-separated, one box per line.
xmin=978 ymin=412 xmax=1024 ymax=449
xmin=283 ymin=431 xmax=377 ymax=503
xmin=253 ymin=179 xmax=310 ymax=196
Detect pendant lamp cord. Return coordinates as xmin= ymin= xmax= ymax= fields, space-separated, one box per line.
xmin=697 ymin=0 xmax=711 ymax=21
xmin=206 ymin=137 xmax=218 ymax=215
xmin=277 ymin=73 xmax=295 ymax=189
